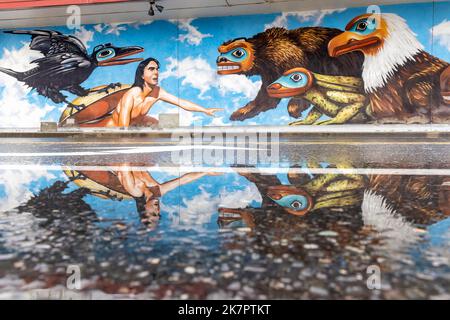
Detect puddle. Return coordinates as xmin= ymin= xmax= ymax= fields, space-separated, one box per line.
xmin=0 ymin=139 xmax=449 ymax=299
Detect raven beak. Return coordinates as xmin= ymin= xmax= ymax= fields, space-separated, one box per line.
xmin=98 ymin=46 xmax=144 ymax=66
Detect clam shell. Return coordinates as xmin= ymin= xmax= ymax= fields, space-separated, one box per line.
xmin=64 ymin=169 xmax=132 ymax=200
xmin=59 ymin=84 xmax=132 ymax=126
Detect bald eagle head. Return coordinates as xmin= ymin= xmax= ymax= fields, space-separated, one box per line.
xmin=328 ymin=13 xmax=424 ymax=93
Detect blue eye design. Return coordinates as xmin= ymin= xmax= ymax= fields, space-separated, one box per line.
xmin=220 ymin=47 xmax=248 ymax=62
xmin=231 ymin=48 xmax=246 ymax=59
xmin=349 ymin=18 xmax=377 ymax=35
xmin=270 ymin=195 xmax=309 ymax=211
xmin=272 ymin=72 xmax=309 ymax=89
xmin=289 ymin=72 xmax=306 ymax=84
xmin=96 ymin=48 xmax=115 ymax=61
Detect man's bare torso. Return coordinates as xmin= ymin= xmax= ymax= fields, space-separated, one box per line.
xmin=112 ymin=86 xmax=160 ymax=125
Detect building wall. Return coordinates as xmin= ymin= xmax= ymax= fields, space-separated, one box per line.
xmin=0 ymin=1 xmax=448 ymax=128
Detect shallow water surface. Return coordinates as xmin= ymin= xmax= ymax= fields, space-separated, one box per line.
xmin=0 ymin=138 xmax=449 ymax=299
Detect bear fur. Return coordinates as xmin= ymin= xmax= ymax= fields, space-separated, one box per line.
xmin=220 ymin=27 xmax=365 ymax=121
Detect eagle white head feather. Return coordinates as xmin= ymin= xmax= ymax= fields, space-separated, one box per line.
xmin=362 ymin=13 xmax=424 ymax=92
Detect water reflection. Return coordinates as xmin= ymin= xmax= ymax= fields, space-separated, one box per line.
xmin=64 ymin=165 xmax=222 ymax=229
xmin=219 ymin=164 xmax=449 ymax=256
xmin=0 ymin=158 xmax=449 ymax=299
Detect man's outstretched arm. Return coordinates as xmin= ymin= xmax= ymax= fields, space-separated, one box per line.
xmin=158 ymin=88 xmax=222 ymax=116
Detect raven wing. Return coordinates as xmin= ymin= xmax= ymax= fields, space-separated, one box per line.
xmin=21 ymin=53 xmax=93 ymax=85
xmin=4 ymin=29 xmax=88 ymax=59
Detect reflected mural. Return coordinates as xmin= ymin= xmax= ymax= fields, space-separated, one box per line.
xmin=0 ymin=157 xmax=449 ymax=298
xmin=64 ymin=164 xmax=222 ymax=228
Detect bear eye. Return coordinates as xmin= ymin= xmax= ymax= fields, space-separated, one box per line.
xmin=290 ymin=73 xmax=302 ymax=82
xmin=356 ymin=21 xmax=368 ymax=31
xmin=232 ymin=49 xmax=245 ymax=58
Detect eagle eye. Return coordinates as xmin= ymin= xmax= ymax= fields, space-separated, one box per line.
xmin=356 ymin=21 xmax=368 ymax=32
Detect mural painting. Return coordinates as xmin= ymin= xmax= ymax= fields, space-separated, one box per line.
xmin=0 ymin=1 xmax=448 ymax=128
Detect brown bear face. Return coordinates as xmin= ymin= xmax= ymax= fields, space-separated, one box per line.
xmin=217 ymin=38 xmax=255 ymax=75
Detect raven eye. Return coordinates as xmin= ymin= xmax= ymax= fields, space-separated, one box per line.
xmin=290 ymin=73 xmax=302 ymax=82
xmin=356 ymin=21 xmax=368 ymax=31
xmin=98 ymin=49 xmax=113 ymax=58
xmin=232 ymin=49 xmax=245 ymax=58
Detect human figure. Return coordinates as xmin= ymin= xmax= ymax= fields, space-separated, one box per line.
xmin=81 ymin=57 xmax=222 ymax=127
xmin=116 ymin=165 xmax=222 ymax=224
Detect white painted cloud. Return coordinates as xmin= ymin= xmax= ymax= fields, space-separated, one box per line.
xmin=265 ymin=8 xmax=346 ymax=29
xmin=160 ymin=56 xmax=213 ymax=97
xmin=265 ymin=12 xmax=290 ymax=29
xmin=94 ymin=21 xmax=153 ymax=36
xmin=129 ymin=20 xmax=154 ymax=29
xmin=0 ymin=44 xmax=56 ymax=127
xmin=172 ymin=19 xmax=212 ymax=46
xmin=163 ymin=183 xmax=262 ymax=227
xmin=431 ymin=19 xmax=450 ymax=51
xmin=73 ymin=26 xmax=94 ymax=49
xmin=209 ymin=116 xmax=228 ymax=126
xmin=95 ymin=23 xmax=128 ymax=36
xmin=96 ymin=19 xmax=209 ymax=46
xmin=217 ymin=74 xmax=262 ymax=100
xmin=94 ymin=24 xmax=105 ymax=33
xmin=160 ymin=56 xmax=261 ymax=100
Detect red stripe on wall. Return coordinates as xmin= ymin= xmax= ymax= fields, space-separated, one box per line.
xmin=0 ymin=0 xmax=131 ymax=10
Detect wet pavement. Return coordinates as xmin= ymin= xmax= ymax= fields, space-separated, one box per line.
xmin=0 ymin=136 xmax=449 ymax=299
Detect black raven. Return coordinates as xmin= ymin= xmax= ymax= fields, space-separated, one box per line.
xmin=0 ymin=29 xmax=143 ymax=107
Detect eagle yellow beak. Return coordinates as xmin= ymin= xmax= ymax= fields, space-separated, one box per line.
xmin=328 ymin=32 xmax=381 ymax=57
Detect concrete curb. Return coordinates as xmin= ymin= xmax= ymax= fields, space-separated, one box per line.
xmin=0 ymin=124 xmax=450 ymax=138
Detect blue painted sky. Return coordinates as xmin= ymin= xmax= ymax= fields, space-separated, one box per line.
xmin=0 ymin=1 xmax=448 ymax=127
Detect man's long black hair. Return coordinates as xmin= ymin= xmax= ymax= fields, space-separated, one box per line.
xmin=133 ymin=57 xmax=160 ymax=89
